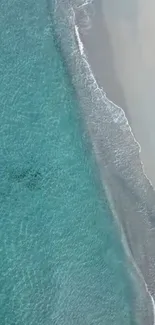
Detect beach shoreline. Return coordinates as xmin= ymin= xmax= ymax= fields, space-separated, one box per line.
xmin=74 ymin=1 xmax=155 ymax=324
xmin=51 ymin=1 xmax=155 ymax=323
xmin=76 ymin=0 xmax=155 ymax=190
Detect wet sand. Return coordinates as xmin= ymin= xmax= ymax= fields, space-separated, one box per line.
xmin=77 ymin=0 xmax=155 ymax=189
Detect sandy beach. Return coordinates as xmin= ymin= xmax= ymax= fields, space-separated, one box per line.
xmin=72 ymin=1 xmax=155 ymax=324
xmin=78 ymin=0 xmax=155 ymax=189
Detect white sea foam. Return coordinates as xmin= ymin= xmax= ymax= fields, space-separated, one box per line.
xmin=75 ymin=25 xmax=84 ymax=55
xmin=74 ymin=20 xmax=106 ymax=99
xmin=151 ymin=296 xmax=155 ymax=325
xmin=76 ymin=0 xmax=93 ymax=9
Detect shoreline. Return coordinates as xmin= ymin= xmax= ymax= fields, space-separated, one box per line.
xmin=76 ymin=0 xmax=155 ymax=189
xmin=51 ymin=1 xmax=155 ymax=323
xmin=74 ymin=21 xmax=155 ymax=325
xmin=75 ymin=1 xmax=129 ymax=115
xmin=75 ymin=0 xmax=155 ymax=192
xmin=74 ymin=1 xmax=155 ymax=324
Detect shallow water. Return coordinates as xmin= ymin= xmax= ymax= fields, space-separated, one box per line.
xmin=0 ymin=1 xmax=148 ymax=324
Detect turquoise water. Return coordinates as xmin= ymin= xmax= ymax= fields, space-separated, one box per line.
xmin=0 ymin=1 xmax=136 ymax=324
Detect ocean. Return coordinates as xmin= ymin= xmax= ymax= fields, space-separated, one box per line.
xmin=0 ymin=0 xmax=153 ymax=324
